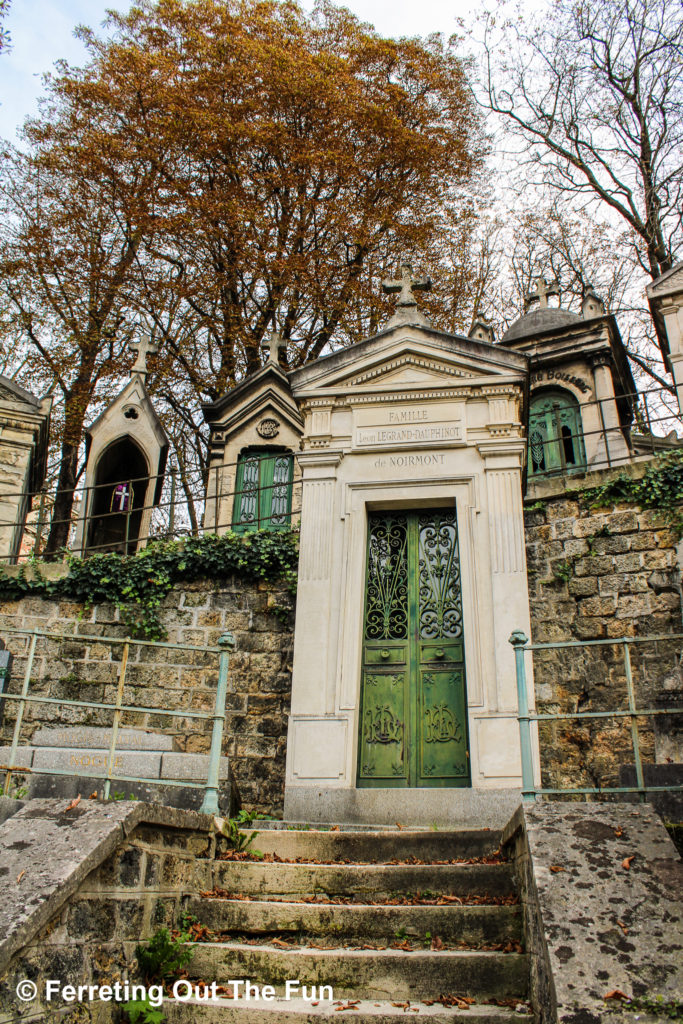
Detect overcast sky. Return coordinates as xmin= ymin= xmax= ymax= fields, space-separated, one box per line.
xmin=0 ymin=0 xmax=478 ymax=141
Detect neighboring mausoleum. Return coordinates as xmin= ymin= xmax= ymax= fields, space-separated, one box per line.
xmin=73 ymin=338 xmax=168 ymax=555
xmin=0 ymin=376 xmax=51 ymax=563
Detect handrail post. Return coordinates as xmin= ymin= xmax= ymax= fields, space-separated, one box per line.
xmin=3 ymin=632 xmax=37 ymax=795
xmin=510 ymin=630 xmax=536 ymax=802
xmin=200 ymin=632 xmax=235 ymax=816
xmin=103 ymin=641 xmax=129 ymax=801
xmin=623 ymin=641 xmax=646 ymax=802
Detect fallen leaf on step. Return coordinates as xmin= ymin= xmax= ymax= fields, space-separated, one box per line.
xmin=396 ymin=822 xmax=404 ymax=830
xmin=330 ymin=825 xmax=340 ymax=832
xmin=431 ymin=936 xmax=444 ymax=950
xmin=613 ymin=828 xmax=623 ymax=837
xmin=16 ymin=870 xmax=25 ymax=883
xmin=549 ymin=865 xmax=565 ymax=873
xmin=621 ymin=855 xmax=635 ymax=870
xmin=603 ymin=990 xmax=629 ymax=1001
xmin=89 ymin=792 xmax=98 ymax=800
xmin=616 ymin=920 xmax=628 ymax=935
xmin=64 ymin=795 xmax=81 ymax=812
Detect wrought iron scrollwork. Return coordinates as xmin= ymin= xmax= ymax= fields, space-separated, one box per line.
xmin=364 ymin=704 xmax=404 ymax=744
xmin=364 ymin=514 xmax=408 ymax=640
xmin=418 ymin=511 xmax=463 ymax=639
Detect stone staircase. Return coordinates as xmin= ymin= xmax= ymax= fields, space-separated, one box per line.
xmin=164 ymin=826 xmax=530 ymax=1022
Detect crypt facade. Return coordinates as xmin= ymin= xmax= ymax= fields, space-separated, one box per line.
xmin=201 ymin=265 xmax=663 ymax=821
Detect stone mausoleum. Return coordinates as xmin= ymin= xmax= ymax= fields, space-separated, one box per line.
xmin=198 ymin=264 xmax=678 ymax=823
xmin=3 ymin=262 xmax=682 ymax=825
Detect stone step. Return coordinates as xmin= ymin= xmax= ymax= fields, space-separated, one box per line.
xmin=211 ymin=861 xmax=516 ymax=900
xmin=184 ymin=942 xmax=529 ymax=1001
xmin=248 ymin=828 xmax=501 ymax=862
xmin=188 ymin=896 xmax=522 ymax=945
xmin=163 ymin=996 xmax=527 ymax=1022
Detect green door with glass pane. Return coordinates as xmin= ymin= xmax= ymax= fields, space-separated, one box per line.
xmin=357 ymin=509 xmax=470 ymax=788
xmin=233 ymin=450 xmax=293 ymax=532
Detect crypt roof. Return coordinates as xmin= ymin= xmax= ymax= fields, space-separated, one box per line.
xmin=645 ymin=260 xmax=683 ymax=364
xmin=288 ymin=319 xmax=528 ymax=397
xmin=501 ymin=306 xmax=581 ymax=343
xmin=0 ymin=375 xmax=43 ymax=409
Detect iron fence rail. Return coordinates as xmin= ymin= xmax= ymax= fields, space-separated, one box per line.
xmin=509 ymin=629 xmax=683 ymax=801
xmin=0 ymin=383 xmax=680 ymax=563
xmin=0 ymin=625 xmax=234 ymax=815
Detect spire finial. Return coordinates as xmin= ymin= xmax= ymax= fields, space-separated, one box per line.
xmin=129 ymin=337 xmax=159 ymax=378
xmin=525 ymin=277 xmax=560 ymax=312
xmin=261 ymin=331 xmax=287 ymax=365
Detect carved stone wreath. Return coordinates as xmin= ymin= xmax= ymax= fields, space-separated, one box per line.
xmin=256 ymin=417 xmax=280 ymax=439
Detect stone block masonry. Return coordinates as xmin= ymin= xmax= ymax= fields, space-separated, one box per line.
xmin=524 ymin=493 xmax=683 ymax=793
xmin=0 ymin=578 xmax=294 ymax=816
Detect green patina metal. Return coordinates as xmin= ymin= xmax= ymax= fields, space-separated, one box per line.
xmin=233 ymin=450 xmax=293 ymax=532
xmin=528 ymin=389 xmax=587 ymax=476
xmin=358 ymin=509 xmax=470 ymax=788
xmin=510 ymin=630 xmax=683 ymax=801
xmin=0 ymin=626 xmax=234 ymax=807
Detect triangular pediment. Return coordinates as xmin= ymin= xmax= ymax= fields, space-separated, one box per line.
xmin=0 ymin=376 xmax=40 ymax=409
xmin=647 ymin=261 xmax=683 ymax=298
xmin=289 ymin=325 xmax=528 ymax=398
xmin=211 ymin=386 xmax=303 ymax=442
xmin=345 ymin=354 xmax=477 ymax=389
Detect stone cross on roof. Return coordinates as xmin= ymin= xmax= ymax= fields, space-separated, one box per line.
xmin=382 ymin=263 xmax=432 ymax=307
xmin=261 ymin=331 xmax=287 ymax=366
xmin=525 ymin=277 xmax=560 ymax=311
xmin=129 ymin=337 xmax=159 ymax=377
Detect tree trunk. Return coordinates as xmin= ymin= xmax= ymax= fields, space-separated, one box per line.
xmin=44 ymin=439 xmax=79 ymax=557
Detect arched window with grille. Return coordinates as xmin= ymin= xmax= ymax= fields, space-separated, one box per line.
xmin=528 ymin=389 xmax=587 ymax=477
xmin=233 ymin=448 xmax=294 ymax=531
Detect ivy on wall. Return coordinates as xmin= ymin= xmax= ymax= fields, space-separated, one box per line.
xmin=525 ymin=451 xmax=683 ymax=533
xmin=579 ymin=450 xmax=683 ymax=531
xmin=0 ymin=531 xmax=299 ymax=640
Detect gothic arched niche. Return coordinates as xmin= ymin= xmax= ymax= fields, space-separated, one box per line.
xmin=85 ymin=436 xmax=149 ymax=555
xmin=529 ymin=388 xmax=587 ymax=476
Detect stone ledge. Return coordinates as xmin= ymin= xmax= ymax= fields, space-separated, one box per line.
xmin=502 ymin=801 xmax=683 ymax=1023
xmin=0 ymin=798 xmax=214 ymax=975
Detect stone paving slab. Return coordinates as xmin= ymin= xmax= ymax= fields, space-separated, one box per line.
xmin=186 ymin=942 xmax=529 ymax=1001
xmin=503 ymin=802 xmax=683 ymax=1022
xmin=188 ymin=895 xmax=522 ymax=944
xmin=31 ymin=726 xmax=175 ymax=751
xmin=211 ymin=860 xmax=516 ymax=899
xmin=0 ymin=799 xmax=212 ymax=975
xmin=250 ymin=827 xmax=501 ymax=861
xmin=32 ymin=747 xmax=163 ymax=778
xmin=162 ymin=753 xmax=230 ymax=780
xmin=163 ymin=996 xmax=525 ymax=1022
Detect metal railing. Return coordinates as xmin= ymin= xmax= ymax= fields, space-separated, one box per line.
xmin=0 ymin=384 xmax=680 ymax=563
xmin=527 ymin=384 xmax=682 ymax=481
xmin=509 ymin=629 xmax=683 ymax=802
xmin=0 ymin=626 xmax=235 ymax=815
xmin=0 ymin=450 xmax=302 ymax=563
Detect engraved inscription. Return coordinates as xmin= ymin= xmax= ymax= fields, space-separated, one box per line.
xmin=357 ymin=424 xmax=461 ymax=446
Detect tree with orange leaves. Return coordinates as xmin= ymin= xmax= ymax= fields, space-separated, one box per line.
xmin=0 ymin=0 xmax=484 ymax=553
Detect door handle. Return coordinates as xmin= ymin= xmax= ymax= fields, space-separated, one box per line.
xmin=435 ymin=648 xmax=445 ymax=659
xmin=380 ymin=649 xmax=390 ymax=660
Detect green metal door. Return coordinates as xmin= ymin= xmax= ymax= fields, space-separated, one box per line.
xmin=357 ymin=509 xmax=470 ymax=788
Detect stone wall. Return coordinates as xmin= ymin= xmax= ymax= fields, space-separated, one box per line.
xmin=0 ymin=578 xmax=295 ymax=815
xmin=524 ymin=494 xmax=682 ymax=792
xmin=0 ymin=800 xmax=219 ymax=1023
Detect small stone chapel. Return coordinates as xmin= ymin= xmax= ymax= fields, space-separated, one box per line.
xmin=203 ymin=264 xmax=657 ymax=822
